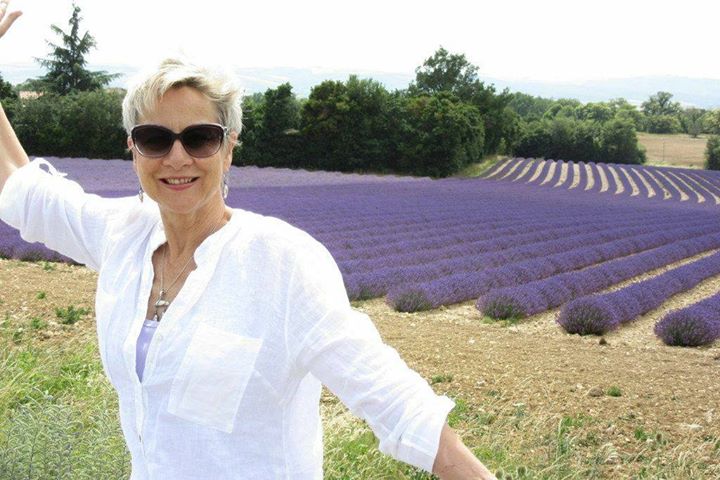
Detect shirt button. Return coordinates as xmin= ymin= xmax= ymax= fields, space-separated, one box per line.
xmin=139 ymin=434 xmax=142 ymax=443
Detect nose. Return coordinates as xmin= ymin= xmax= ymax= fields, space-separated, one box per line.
xmin=161 ymin=138 xmax=193 ymax=169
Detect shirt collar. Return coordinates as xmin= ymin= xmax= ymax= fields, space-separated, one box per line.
xmin=147 ymin=207 xmax=244 ymax=264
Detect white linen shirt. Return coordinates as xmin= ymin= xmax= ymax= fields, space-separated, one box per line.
xmin=0 ymin=159 xmax=455 ymax=480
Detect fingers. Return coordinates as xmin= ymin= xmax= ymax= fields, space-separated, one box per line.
xmin=0 ymin=0 xmax=22 ymax=39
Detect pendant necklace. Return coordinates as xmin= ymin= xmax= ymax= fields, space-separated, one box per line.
xmin=152 ymin=214 xmax=227 ymax=322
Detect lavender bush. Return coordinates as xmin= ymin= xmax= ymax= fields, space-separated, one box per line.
xmin=388 ymin=221 xmax=716 ymax=312
xmin=557 ymin=251 xmax=720 ymax=335
xmin=654 ymin=294 xmax=720 ymax=346
xmin=477 ymin=231 xmax=720 ymax=319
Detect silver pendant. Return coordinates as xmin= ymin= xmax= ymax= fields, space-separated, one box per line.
xmin=153 ymin=290 xmax=170 ymax=321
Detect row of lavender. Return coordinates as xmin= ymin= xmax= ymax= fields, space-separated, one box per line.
xmin=1 ymin=157 xmax=718 ymax=347
xmin=483 ymin=157 xmax=720 ymax=205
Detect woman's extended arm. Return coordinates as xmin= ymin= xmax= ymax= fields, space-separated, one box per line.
xmin=433 ymin=423 xmax=497 ymax=480
xmin=0 ymin=102 xmax=29 ymax=192
xmin=0 ymin=1 xmax=27 ymax=192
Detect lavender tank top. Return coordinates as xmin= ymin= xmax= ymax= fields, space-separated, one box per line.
xmin=136 ymin=319 xmax=159 ymax=382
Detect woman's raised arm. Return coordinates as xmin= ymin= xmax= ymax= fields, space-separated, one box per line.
xmin=0 ymin=0 xmax=27 ymax=192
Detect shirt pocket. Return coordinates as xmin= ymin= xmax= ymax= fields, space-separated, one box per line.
xmin=167 ymin=323 xmax=262 ymax=433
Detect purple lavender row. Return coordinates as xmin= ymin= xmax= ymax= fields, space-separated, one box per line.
xmin=315 ymin=213 xmax=533 ymax=247
xmin=512 ymin=158 xmax=542 ymax=180
xmin=322 ymin=211 xmax=572 ymax=252
xmin=338 ymin=215 xmax=700 ymax=273
xmin=654 ymin=292 xmax=720 ymax=346
xmin=522 ymin=159 xmax=548 ymax=183
xmin=480 ymin=157 xmax=525 ymax=178
xmin=488 ymin=158 xmax=720 ymax=204
xmin=683 ymin=171 xmax=720 ymax=200
xmin=350 ymin=218 xmax=703 ymax=299
xmin=655 ymin=165 xmax=716 ymax=200
xmin=383 ymin=222 xmax=720 ymax=311
xmin=498 ymin=158 xmax=533 ymax=180
xmin=318 ymin=204 xmax=673 ymax=249
xmin=332 ymin=210 xmax=662 ymax=262
xmin=557 ymin=249 xmax=720 ymax=336
xmin=476 ymin=231 xmax=720 ymax=319
xmin=41 ymin=157 xmax=426 ymax=190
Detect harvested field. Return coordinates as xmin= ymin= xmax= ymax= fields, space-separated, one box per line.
xmin=637 ymin=132 xmax=709 ymax=169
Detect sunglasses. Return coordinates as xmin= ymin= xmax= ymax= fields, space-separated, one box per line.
xmin=131 ymin=123 xmax=229 ymax=158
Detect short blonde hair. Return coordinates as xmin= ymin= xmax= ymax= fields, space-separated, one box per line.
xmin=122 ymin=58 xmax=243 ymax=136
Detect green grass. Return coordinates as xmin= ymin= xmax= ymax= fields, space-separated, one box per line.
xmin=430 ymin=374 xmax=454 ymax=385
xmin=606 ymin=386 xmax=622 ymax=397
xmin=55 ymin=305 xmax=91 ymax=325
xmin=454 ymin=155 xmax=507 ymax=178
xmin=29 ymin=317 xmax=48 ymax=330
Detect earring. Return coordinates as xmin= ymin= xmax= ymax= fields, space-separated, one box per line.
xmin=222 ymin=173 xmax=229 ymax=199
xmin=138 ymin=188 xmax=144 ymax=203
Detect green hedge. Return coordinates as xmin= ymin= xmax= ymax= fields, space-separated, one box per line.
xmin=706 ymin=136 xmax=720 ymax=170
xmin=13 ymin=90 xmax=128 ymax=159
xmin=514 ymin=117 xmax=645 ymax=164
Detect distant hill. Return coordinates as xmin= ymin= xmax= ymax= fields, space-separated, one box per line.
xmin=488 ymin=76 xmax=720 ymax=109
xmin=1 ymin=63 xmax=718 ymax=108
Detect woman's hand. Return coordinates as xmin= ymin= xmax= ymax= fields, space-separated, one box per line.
xmin=433 ymin=423 xmax=497 ymax=480
xmin=0 ymin=0 xmax=22 ymax=39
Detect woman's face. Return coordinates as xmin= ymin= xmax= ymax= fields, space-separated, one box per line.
xmin=129 ymin=86 xmax=236 ymax=218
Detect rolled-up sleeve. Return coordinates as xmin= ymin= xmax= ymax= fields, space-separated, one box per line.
xmin=287 ymin=239 xmax=455 ymax=473
xmin=0 ymin=158 xmax=130 ymax=271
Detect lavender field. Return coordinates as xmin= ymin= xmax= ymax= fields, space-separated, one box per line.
xmin=2 ymin=156 xmax=719 ymax=346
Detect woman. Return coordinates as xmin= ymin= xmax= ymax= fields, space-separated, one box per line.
xmin=0 ymin=3 xmax=496 ymax=479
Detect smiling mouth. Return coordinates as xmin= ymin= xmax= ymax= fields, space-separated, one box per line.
xmin=161 ymin=177 xmax=199 ymax=185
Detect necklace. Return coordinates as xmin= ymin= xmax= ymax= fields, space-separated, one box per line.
xmin=152 ymin=213 xmax=227 ymax=321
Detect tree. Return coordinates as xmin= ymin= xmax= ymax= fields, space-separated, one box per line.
xmin=14 ymin=89 xmax=127 ymax=158
xmin=680 ymin=107 xmax=705 ymax=138
xmin=641 ymin=91 xmax=681 ymax=117
xmin=641 ymin=91 xmax=682 ymax=133
xmin=600 ymin=118 xmax=646 ymax=164
xmin=0 ymin=73 xmax=16 ymax=100
xmin=0 ymin=72 xmax=19 ymax=123
xmin=396 ymin=92 xmax=484 ymax=177
xmin=248 ymin=83 xmax=302 ymax=167
xmin=300 ymin=76 xmax=398 ymax=172
xmin=705 ymin=110 xmax=720 ymax=135
xmin=507 ymin=92 xmax=556 ymax=120
xmin=608 ymin=98 xmax=644 ymax=130
xmin=410 ymin=47 xmax=514 ymax=154
xmin=33 ymin=3 xmax=118 ymax=95
xmin=411 ymin=47 xmax=480 ymax=99
xmin=644 ymin=115 xmax=682 ymax=134
xmin=578 ymin=102 xmax=613 ymax=123
xmin=706 ymin=136 xmax=720 ymax=170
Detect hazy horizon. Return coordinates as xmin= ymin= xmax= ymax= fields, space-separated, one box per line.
xmin=2 ymin=62 xmax=718 ymax=108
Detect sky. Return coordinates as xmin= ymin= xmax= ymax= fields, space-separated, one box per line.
xmin=2 ymin=0 xmax=720 ymax=83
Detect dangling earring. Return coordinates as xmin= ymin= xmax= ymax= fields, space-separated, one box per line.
xmin=222 ymin=173 xmax=229 ymax=200
xmin=138 ymin=188 xmax=144 ymax=203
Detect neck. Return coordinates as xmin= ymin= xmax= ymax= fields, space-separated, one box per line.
xmin=159 ymin=198 xmax=231 ymax=260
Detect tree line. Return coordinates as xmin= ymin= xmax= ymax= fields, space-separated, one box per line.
xmin=1 ymin=3 xmax=718 ymax=175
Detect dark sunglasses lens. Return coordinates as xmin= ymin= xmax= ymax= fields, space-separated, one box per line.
xmin=134 ymin=127 xmax=173 ymax=157
xmin=181 ymin=125 xmax=224 ymax=157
